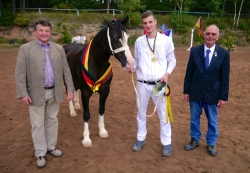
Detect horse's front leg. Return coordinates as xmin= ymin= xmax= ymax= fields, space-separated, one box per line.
xmin=98 ymin=85 xmax=110 ymax=139
xmin=83 ymin=121 xmax=92 ymax=147
xmin=99 ymin=115 xmax=109 ymax=138
xmin=81 ymin=90 xmax=92 ymax=147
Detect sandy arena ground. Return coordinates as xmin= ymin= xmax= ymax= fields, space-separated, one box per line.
xmin=0 ymin=46 xmax=249 ymax=173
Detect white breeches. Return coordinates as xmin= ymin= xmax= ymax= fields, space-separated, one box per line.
xmin=136 ymin=82 xmax=171 ymax=146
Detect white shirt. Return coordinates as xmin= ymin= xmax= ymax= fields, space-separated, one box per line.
xmin=134 ymin=32 xmax=176 ymax=81
xmin=204 ymin=44 xmax=215 ymax=65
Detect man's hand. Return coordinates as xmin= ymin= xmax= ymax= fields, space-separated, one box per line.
xmin=67 ymin=92 xmax=74 ymax=101
xmin=217 ymin=100 xmax=226 ymax=108
xmin=184 ymin=94 xmax=189 ymax=102
xmin=21 ymin=96 xmax=32 ymax=106
xmin=160 ymin=73 xmax=169 ymax=83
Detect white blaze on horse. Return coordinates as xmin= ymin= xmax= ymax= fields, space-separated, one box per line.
xmin=64 ymin=16 xmax=134 ymax=147
xmin=71 ymin=35 xmax=86 ymax=44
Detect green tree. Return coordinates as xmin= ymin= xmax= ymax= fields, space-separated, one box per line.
xmin=0 ymin=3 xmax=15 ymax=26
xmin=117 ymin=0 xmax=146 ymax=28
xmin=140 ymin=0 xmax=175 ymax=11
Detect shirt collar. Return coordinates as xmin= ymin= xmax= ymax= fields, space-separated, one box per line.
xmin=36 ymin=39 xmax=50 ymax=49
xmin=204 ymin=44 xmax=215 ymax=54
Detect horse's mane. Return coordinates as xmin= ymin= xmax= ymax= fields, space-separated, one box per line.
xmin=112 ymin=19 xmax=126 ymax=40
xmin=96 ymin=18 xmax=126 ymax=41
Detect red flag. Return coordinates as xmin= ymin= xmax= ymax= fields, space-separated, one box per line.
xmin=196 ymin=17 xmax=202 ymax=36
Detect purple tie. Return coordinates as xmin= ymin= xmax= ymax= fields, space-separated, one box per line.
xmin=205 ymin=49 xmax=211 ymax=69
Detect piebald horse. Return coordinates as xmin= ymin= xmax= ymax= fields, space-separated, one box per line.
xmin=63 ymin=16 xmax=134 ymax=147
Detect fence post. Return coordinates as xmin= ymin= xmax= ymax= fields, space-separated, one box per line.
xmin=77 ymin=10 xmax=79 ymax=16
xmin=39 ymin=8 xmax=41 ymax=16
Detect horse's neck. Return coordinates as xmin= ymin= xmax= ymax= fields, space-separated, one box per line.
xmin=87 ymin=35 xmax=111 ymax=80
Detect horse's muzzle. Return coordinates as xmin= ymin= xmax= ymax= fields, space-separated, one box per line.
xmin=120 ymin=58 xmax=127 ymax=68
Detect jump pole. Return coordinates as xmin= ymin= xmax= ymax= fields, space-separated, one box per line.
xmin=187 ymin=28 xmax=194 ymax=51
xmin=187 ymin=16 xmax=201 ymax=51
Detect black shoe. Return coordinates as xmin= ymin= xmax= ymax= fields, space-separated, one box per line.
xmin=184 ymin=137 xmax=199 ymax=151
xmin=207 ymin=145 xmax=217 ymax=156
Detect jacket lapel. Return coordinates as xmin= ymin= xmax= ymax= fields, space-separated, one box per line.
xmin=209 ymin=45 xmax=219 ymax=68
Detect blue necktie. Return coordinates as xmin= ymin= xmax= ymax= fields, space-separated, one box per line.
xmin=205 ymin=49 xmax=211 ymax=69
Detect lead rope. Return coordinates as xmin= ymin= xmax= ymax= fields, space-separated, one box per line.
xmin=131 ymin=73 xmax=160 ymax=117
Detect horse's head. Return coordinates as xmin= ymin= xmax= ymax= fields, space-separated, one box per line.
xmin=104 ymin=16 xmax=134 ymax=72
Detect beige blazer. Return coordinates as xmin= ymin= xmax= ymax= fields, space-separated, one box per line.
xmin=15 ymin=40 xmax=75 ymax=105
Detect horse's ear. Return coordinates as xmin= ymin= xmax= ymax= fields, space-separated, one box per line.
xmin=103 ymin=17 xmax=113 ymax=28
xmin=121 ymin=16 xmax=129 ymax=26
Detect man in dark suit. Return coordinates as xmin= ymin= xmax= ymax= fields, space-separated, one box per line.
xmin=183 ymin=24 xmax=230 ymax=156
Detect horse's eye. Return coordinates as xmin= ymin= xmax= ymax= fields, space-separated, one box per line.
xmin=114 ymin=37 xmax=118 ymax=41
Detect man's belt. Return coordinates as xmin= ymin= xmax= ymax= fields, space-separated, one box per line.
xmin=138 ymin=80 xmax=160 ymax=85
xmin=44 ymin=86 xmax=54 ymax=89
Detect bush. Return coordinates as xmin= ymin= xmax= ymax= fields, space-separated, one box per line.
xmin=238 ymin=22 xmax=249 ymax=31
xmin=14 ymin=14 xmax=29 ymax=26
xmin=0 ymin=8 xmax=15 ymax=26
xmin=128 ymin=34 xmax=137 ymax=45
xmin=223 ymin=35 xmax=236 ymax=50
xmin=0 ymin=37 xmax=27 ymax=45
xmin=206 ymin=17 xmax=228 ymax=30
xmin=193 ymin=31 xmax=204 ymax=45
xmin=0 ymin=36 xmax=9 ymax=44
xmin=170 ymin=13 xmax=191 ymax=34
xmin=60 ymin=25 xmax=71 ymax=44
xmin=124 ymin=12 xmax=142 ymax=29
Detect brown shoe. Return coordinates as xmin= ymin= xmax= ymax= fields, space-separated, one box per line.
xmin=207 ymin=145 xmax=217 ymax=156
xmin=184 ymin=137 xmax=199 ymax=151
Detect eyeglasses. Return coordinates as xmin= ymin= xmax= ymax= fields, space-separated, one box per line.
xmin=204 ymin=32 xmax=218 ymax=37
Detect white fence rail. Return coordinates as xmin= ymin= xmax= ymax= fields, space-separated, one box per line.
xmin=15 ymin=8 xmax=123 ymax=16
xmin=14 ymin=8 xmax=250 ymax=19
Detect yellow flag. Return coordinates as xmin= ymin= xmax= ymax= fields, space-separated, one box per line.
xmin=195 ymin=17 xmax=202 ymax=36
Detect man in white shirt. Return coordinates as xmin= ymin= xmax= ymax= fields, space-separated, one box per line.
xmin=132 ymin=10 xmax=176 ymax=156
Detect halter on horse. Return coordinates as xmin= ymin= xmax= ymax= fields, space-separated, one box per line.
xmin=63 ymin=16 xmax=134 ymax=147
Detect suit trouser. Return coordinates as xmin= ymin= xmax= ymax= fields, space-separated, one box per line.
xmin=136 ymin=82 xmax=171 ymax=146
xmin=29 ymin=89 xmax=59 ymax=158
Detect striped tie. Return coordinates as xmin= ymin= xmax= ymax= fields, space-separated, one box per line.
xmin=205 ymin=49 xmax=211 ymax=69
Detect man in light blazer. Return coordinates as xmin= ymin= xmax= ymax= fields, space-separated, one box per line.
xmin=183 ymin=24 xmax=230 ymax=156
xmin=15 ymin=19 xmax=75 ymax=168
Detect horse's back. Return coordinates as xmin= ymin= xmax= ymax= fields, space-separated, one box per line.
xmin=63 ymin=43 xmax=85 ymax=57
xmin=63 ymin=44 xmax=86 ymax=90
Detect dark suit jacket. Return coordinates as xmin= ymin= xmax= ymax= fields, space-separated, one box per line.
xmin=183 ymin=44 xmax=230 ymax=104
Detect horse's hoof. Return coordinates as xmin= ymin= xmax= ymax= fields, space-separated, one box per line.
xmin=74 ymin=105 xmax=81 ymax=110
xmin=82 ymin=140 xmax=92 ymax=147
xmin=99 ymin=132 xmax=109 ymax=138
xmin=70 ymin=111 xmax=77 ymax=117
